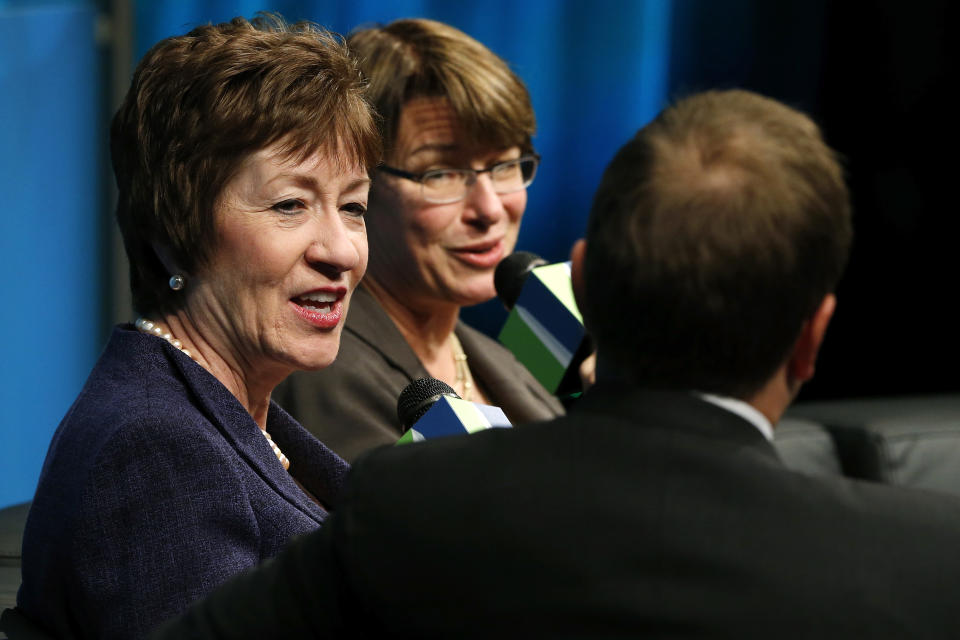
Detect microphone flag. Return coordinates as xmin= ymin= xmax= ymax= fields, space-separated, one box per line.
xmin=397 ymin=396 xmax=512 ymax=444
xmin=497 ymin=261 xmax=586 ymax=395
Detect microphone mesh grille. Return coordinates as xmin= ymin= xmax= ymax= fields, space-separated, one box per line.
xmin=397 ymin=377 xmax=459 ymax=430
xmin=494 ymin=251 xmax=547 ymax=310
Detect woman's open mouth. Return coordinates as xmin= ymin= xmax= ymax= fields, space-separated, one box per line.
xmin=290 ymin=289 xmax=346 ymax=329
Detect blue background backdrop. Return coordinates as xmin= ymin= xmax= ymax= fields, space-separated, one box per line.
xmin=0 ymin=0 xmax=672 ymax=508
xmin=1 ymin=0 xmax=953 ymax=508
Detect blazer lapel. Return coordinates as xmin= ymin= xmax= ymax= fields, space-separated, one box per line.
xmin=344 ymin=285 xmax=427 ymax=380
xmin=349 ymin=286 xmax=564 ymax=423
xmin=166 ymin=346 xmax=327 ymax=525
xmin=266 ymin=402 xmax=350 ymax=510
xmin=455 ymin=322 xmax=565 ymax=423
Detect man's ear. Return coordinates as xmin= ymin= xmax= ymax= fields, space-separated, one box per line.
xmin=788 ymin=294 xmax=836 ymax=383
xmin=570 ymin=238 xmax=587 ymax=313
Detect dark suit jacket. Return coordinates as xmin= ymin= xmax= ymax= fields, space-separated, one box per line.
xmin=18 ymin=326 xmax=348 ymax=640
xmin=275 ymin=285 xmax=564 ymax=462
xmin=156 ymin=382 xmax=960 ymax=638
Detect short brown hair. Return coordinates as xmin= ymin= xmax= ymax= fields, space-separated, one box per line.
xmin=111 ymin=14 xmax=381 ymax=316
xmin=584 ymin=89 xmax=852 ymax=398
xmin=347 ymin=18 xmax=535 ymax=156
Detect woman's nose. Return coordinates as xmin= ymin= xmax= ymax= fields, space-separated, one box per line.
xmin=462 ymin=173 xmax=505 ymax=227
xmin=305 ymin=215 xmax=364 ymax=276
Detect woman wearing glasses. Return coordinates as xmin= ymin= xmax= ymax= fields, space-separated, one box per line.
xmin=275 ymin=18 xmax=563 ymax=461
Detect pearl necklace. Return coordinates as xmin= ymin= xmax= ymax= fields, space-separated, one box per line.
xmin=449 ymin=332 xmax=474 ymax=402
xmin=135 ymin=317 xmax=196 ymax=360
xmin=261 ymin=430 xmax=290 ymax=471
xmin=134 ymin=317 xmax=291 ymax=471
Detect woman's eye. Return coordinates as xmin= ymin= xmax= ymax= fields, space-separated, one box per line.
xmin=342 ymin=202 xmax=367 ymax=217
xmin=424 ymin=170 xmax=464 ymax=186
xmin=272 ymin=199 xmax=306 ymax=215
xmin=491 ymin=161 xmax=521 ymax=179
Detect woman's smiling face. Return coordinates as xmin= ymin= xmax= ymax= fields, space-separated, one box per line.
xmin=366 ymin=96 xmax=527 ymax=310
xmin=186 ymin=143 xmax=370 ymax=379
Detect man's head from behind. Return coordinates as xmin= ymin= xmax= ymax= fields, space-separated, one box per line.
xmin=578 ymin=90 xmax=852 ymax=400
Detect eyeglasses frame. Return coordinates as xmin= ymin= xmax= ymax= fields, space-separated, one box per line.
xmin=377 ymin=153 xmax=541 ymax=204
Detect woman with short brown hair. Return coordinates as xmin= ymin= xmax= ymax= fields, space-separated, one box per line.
xmin=277 ymin=19 xmax=563 ymax=462
xmin=19 ymin=14 xmax=379 ymax=639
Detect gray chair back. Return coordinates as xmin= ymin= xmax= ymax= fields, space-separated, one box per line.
xmin=0 ymin=503 xmax=28 ymax=612
xmin=774 ymin=417 xmax=844 ymax=477
xmin=787 ymin=394 xmax=960 ymax=495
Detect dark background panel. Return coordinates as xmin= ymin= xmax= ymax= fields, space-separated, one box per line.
xmin=626 ymin=0 xmax=955 ymax=400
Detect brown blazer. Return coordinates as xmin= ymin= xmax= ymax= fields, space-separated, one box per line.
xmin=275 ymin=286 xmax=564 ymax=462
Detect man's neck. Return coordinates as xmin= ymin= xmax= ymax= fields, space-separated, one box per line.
xmin=745 ymin=364 xmax=799 ymax=429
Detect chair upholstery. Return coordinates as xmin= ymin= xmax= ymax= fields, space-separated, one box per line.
xmin=0 ymin=502 xmax=42 ymax=640
xmin=0 ymin=607 xmax=54 ymax=640
xmin=788 ymin=394 xmax=960 ymax=495
xmin=0 ymin=503 xmax=28 ymax=612
xmin=773 ymin=417 xmax=844 ymax=477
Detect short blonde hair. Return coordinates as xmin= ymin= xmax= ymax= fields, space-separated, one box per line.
xmin=347 ymin=18 xmax=535 ymax=156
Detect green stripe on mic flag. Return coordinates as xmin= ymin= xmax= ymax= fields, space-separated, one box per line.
xmin=396 ymin=429 xmax=423 ymax=445
xmin=498 ymin=308 xmax=567 ymax=393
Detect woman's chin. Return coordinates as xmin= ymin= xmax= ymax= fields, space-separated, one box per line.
xmin=284 ymin=340 xmax=341 ymax=372
xmin=451 ymin=287 xmax=497 ymax=308
xmin=298 ymin=353 xmax=339 ymax=371
xmin=441 ymin=275 xmax=498 ymax=308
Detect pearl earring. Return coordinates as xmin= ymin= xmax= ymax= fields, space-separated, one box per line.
xmin=169 ymin=274 xmax=185 ymax=291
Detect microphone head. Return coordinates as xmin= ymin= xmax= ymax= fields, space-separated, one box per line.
xmin=397 ymin=378 xmax=461 ymax=431
xmin=494 ymin=251 xmax=547 ymax=310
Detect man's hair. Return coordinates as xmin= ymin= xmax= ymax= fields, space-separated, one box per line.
xmin=583 ymin=89 xmax=852 ymax=398
xmin=111 ymin=14 xmax=381 ymax=316
xmin=347 ymin=18 xmax=535 ymax=157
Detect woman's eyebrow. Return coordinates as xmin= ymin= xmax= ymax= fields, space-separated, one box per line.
xmin=408 ymin=142 xmax=459 ymax=157
xmin=264 ymin=172 xmax=371 ymax=194
xmin=343 ymin=177 xmax=372 ymax=193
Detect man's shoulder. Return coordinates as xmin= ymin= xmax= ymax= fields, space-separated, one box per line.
xmin=346 ymin=394 xmax=960 ymax=528
xmin=776 ymin=459 xmax=960 ymax=530
xmin=352 ymin=418 xmax=550 ymax=475
xmin=343 ymin=417 xmax=567 ymax=503
xmin=333 ymin=399 xmax=960 ymax=630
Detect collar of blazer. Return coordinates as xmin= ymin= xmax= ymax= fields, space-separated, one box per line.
xmin=344 ymin=285 xmax=564 ymax=423
xmin=342 ymin=285 xmax=426 ymax=377
xmin=146 ymin=329 xmax=330 ymax=524
xmin=574 ymin=382 xmax=781 ymax=459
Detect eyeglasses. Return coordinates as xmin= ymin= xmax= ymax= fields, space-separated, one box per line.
xmin=378 ymin=154 xmax=540 ymax=204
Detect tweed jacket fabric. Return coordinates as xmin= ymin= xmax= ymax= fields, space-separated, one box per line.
xmin=18 ymin=325 xmax=347 ymax=640
xmin=275 ymin=285 xmax=565 ymax=462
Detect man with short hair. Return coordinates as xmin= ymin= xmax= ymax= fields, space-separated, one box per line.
xmin=156 ymin=90 xmax=960 ymax=638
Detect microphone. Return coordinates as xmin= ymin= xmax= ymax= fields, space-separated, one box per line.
xmin=495 ymin=252 xmax=591 ymax=397
xmin=396 ymin=378 xmax=512 ymax=444
xmin=494 ymin=251 xmax=547 ymax=310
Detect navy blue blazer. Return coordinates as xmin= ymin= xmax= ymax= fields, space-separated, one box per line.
xmin=18 ymin=325 xmax=348 ymax=639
